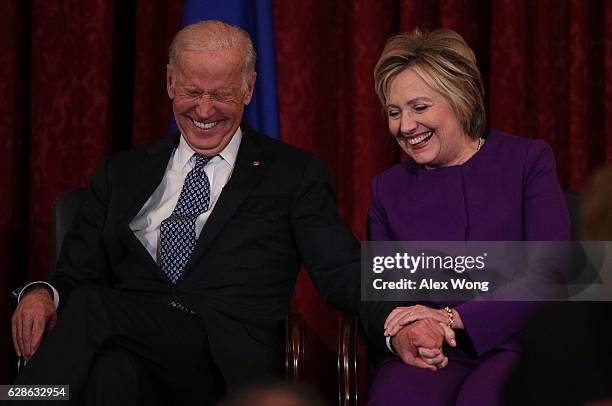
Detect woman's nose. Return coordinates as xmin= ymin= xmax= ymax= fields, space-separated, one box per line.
xmin=400 ymin=114 xmax=418 ymax=135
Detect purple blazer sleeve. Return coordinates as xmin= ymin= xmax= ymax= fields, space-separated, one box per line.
xmin=456 ymin=140 xmax=569 ymax=356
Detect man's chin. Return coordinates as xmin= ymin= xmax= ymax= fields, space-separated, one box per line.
xmin=185 ymin=135 xmax=232 ymax=156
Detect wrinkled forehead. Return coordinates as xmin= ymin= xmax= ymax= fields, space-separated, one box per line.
xmin=177 ymin=48 xmax=249 ymax=81
xmin=174 ymin=50 xmax=247 ymax=91
xmin=176 ymin=45 xmax=245 ymax=66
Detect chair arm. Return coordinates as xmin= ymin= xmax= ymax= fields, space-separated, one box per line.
xmin=338 ymin=313 xmax=358 ymax=406
xmin=285 ymin=312 xmax=304 ymax=382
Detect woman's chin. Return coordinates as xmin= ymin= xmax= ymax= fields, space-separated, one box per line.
xmin=408 ymin=151 xmax=435 ymax=166
xmin=400 ymin=139 xmax=437 ymax=164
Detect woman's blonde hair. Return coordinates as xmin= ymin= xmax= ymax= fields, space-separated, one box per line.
xmin=374 ymin=29 xmax=486 ymax=138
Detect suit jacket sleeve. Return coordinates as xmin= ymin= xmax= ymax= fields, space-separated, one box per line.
xmin=290 ymin=155 xmax=361 ymax=314
xmin=47 ymin=158 xmax=112 ymax=309
xmin=356 ymin=174 xmax=402 ymax=353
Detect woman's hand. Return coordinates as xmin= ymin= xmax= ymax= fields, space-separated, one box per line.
xmin=385 ymin=304 xmax=460 ymax=341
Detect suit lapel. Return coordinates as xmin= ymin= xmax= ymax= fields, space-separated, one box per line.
xmin=118 ymin=135 xmax=177 ymax=270
xmin=183 ymin=127 xmax=266 ymax=272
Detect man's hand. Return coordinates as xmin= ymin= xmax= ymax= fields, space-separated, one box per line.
xmin=12 ymin=287 xmax=57 ymax=358
xmin=418 ymin=346 xmax=448 ymax=369
xmin=391 ymin=319 xmax=455 ymax=371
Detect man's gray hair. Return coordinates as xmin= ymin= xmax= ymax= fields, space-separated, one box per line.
xmin=168 ymin=20 xmax=256 ymax=88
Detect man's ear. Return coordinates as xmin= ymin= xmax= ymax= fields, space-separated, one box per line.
xmin=243 ymin=72 xmax=257 ymax=105
xmin=166 ymin=64 xmax=176 ymax=99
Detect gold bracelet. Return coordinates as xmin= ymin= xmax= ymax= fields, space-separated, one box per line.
xmin=444 ymin=306 xmax=454 ymax=328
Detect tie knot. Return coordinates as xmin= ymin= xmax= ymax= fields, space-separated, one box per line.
xmin=194 ymin=154 xmax=213 ymax=169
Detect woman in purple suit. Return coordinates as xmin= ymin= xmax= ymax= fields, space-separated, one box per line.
xmin=367 ymin=29 xmax=569 ymax=405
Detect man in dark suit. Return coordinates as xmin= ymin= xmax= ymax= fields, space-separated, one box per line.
xmin=10 ymin=20 xmax=362 ymax=405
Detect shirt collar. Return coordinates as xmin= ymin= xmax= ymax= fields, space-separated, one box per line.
xmin=175 ymin=127 xmax=242 ymax=170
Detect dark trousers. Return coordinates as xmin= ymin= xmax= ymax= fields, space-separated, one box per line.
xmin=10 ymin=285 xmax=220 ymax=406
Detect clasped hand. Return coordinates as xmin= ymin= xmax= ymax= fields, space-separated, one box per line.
xmin=384 ymin=305 xmax=457 ymax=371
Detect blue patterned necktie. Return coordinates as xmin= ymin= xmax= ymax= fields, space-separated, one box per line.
xmin=159 ymin=154 xmax=213 ymax=284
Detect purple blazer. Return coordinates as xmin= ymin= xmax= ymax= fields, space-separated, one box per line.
xmin=368 ymin=129 xmax=570 ymax=357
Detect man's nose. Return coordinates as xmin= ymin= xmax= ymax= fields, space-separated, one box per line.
xmin=195 ymin=95 xmax=215 ymax=117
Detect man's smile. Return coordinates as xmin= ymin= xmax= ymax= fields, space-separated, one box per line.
xmin=191 ymin=118 xmax=220 ymax=130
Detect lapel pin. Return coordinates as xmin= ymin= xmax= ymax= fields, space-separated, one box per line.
xmin=252 ymin=160 xmax=261 ymax=167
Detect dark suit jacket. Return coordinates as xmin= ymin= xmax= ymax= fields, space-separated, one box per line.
xmin=48 ymin=124 xmax=361 ymax=385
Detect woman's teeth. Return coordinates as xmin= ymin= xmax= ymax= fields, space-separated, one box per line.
xmin=193 ymin=119 xmax=218 ymax=130
xmin=407 ymin=131 xmax=433 ymax=145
